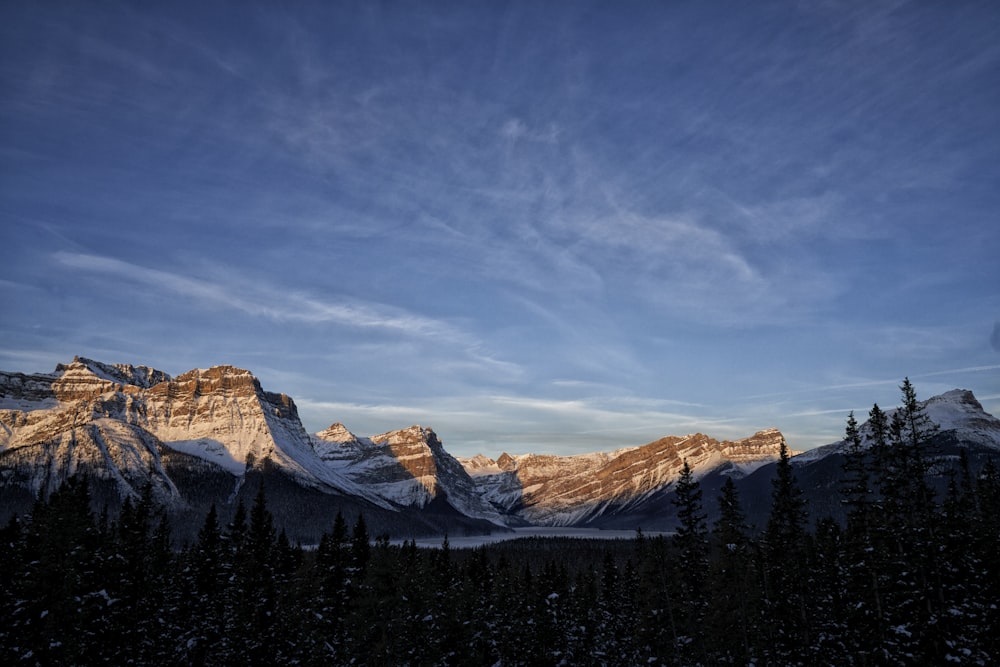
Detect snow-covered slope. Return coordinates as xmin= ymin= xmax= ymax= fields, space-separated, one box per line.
xmin=792 ymin=388 xmax=1000 ymax=465
xmin=312 ymin=423 xmax=508 ymax=525
xmin=0 ymin=359 xmax=370 ymax=506
xmin=729 ymin=388 xmax=1000 ymax=530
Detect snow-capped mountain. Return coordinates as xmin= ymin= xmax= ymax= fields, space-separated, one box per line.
xmin=311 ymin=422 xmax=508 ymax=524
xmin=733 ymin=388 xmax=1000 ymax=528
xmin=0 ymin=357 xmax=504 ymax=540
xmin=458 ymin=429 xmax=788 ymax=526
xmin=0 ymin=359 xmax=356 ymax=501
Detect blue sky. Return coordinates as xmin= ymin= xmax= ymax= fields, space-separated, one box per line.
xmin=2 ymin=1 xmax=998 ymax=457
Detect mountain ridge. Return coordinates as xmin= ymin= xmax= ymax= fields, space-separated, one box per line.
xmin=3 ymin=357 xmax=997 ymax=540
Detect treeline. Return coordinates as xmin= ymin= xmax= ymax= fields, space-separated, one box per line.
xmin=1 ymin=380 xmax=998 ymax=665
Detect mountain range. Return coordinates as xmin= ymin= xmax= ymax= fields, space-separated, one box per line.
xmin=2 ymin=357 xmax=998 ymax=542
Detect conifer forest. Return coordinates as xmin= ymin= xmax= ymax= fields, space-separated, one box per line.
xmin=1 ymin=382 xmax=998 ymax=666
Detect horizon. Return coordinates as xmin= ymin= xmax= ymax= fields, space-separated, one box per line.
xmin=2 ymin=2 xmax=999 ymax=457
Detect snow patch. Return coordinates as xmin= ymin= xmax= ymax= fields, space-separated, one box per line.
xmin=165 ymin=439 xmax=244 ymax=475
xmin=0 ymin=397 xmax=58 ymax=411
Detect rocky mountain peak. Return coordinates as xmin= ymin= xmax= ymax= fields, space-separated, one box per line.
xmin=922 ymin=388 xmax=997 ymax=431
xmin=371 ymin=425 xmax=438 ymax=446
xmin=721 ymin=428 xmax=791 ymax=461
xmin=368 ymin=425 xmax=442 ymax=483
xmin=169 ymin=365 xmax=260 ymax=394
xmin=316 ymin=422 xmax=361 ymax=444
xmin=496 ymin=452 xmax=517 ymax=470
xmin=63 ymin=356 xmax=170 ymax=388
xmin=49 ymin=357 xmax=169 ymax=401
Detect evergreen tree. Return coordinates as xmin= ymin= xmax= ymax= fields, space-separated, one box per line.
xmin=350 ymin=513 xmax=370 ymax=575
xmin=808 ymin=517 xmax=851 ymax=662
xmin=632 ymin=533 xmax=673 ymax=662
xmin=974 ymin=458 xmax=1000 ymax=657
xmin=9 ymin=476 xmax=108 ymax=664
xmin=181 ymin=503 xmax=226 ymax=665
xmin=226 ymin=497 xmax=248 ymax=553
xmin=840 ymin=410 xmax=887 ymax=661
xmin=670 ymin=459 xmax=708 ymax=662
xmin=225 ymin=483 xmax=279 ymax=666
xmin=708 ymin=476 xmax=758 ymax=664
xmin=936 ymin=455 xmax=991 ymax=663
xmin=883 ymin=381 xmax=943 ymax=662
xmin=0 ymin=514 xmax=23 ymax=652
xmin=673 ymin=460 xmax=708 ymax=564
xmin=762 ymin=439 xmax=811 ymax=661
xmin=841 ymin=410 xmax=874 ymax=529
xmin=866 ymin=402 xmax=892 ymax=497
xmin=107 ymin=483 xmax=175 ymax=664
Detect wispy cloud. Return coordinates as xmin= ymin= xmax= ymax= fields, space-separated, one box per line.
xmin=500 ymin=117 xmax=560 ymax=144
xmin=52 ymin=251 xmax=465 ymax=341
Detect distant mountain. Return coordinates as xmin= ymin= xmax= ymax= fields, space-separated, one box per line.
xmin=732 ymin=388 xmax=1000 ymax=529
xmin=458 ymin=429 xmax=787 ymax=528
xmin=4 ymin=357 xmax=994 ymax=540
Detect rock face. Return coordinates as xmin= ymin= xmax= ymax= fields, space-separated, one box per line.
xmin=0 ymin=358 xmax=179 ymax=504
xmin=311 ymin=423 xmax=508 ymax=524
xmin=459 ymin=429 xmax=788 ymax=526
xmin=0 ymin=358 xmax=353 ymax=498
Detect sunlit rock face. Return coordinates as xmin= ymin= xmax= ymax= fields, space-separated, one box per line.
xmin=0 ymin=360 xmax=349 ymax=504
xmin=311 ymin=424 xmax=507 ymax=523
xmin=50 ymin=357 xmax=170 ymax=401
xmin=459 ymin=429 xmax=787 ymax=526
xmin=0 ymin=359 xmax=178 ymax=503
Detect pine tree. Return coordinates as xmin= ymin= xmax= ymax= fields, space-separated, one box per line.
xmin=0 ymin=514 xmax=23 ymax=655
xmin=350 ymin=513 xmax=370 ymax=575
xmin=708 ymin=476 xmax=758 ymax=664
xmin=224 ymin=483 xmax=279 ymax=666
xmin=884 ymin=380 xmax=943 ymax=662
xmin=182 ymin=503 xmax=226 ymax=664
xmin=841 ymin=411 xmax=874 ymax=529
xmin=673 ymin=460 xmax=708 ymax=564
xmin=633 ymin=533 xmax=674 ymax=663
xmin=840 ymin=410 xmax=887 ymax=661
xmin=762 ymin=439 xmax=811 ymax=661
xmin=808 ymin=517 xmax=851 ymax=662
xmin=974 ymin=458 xmax=1000 ymax=657
xmin=936 ymin=454 xmax=991 ymax=663
xmin=670 ymin=459 xmax=708 ymax=661
xmin=107 ymin=483 xmax=175 ymax=664
xmin=10 ymin=476 xmax=108 ymax=664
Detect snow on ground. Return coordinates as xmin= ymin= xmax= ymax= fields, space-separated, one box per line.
xmin=0 ymin=397 xmax=58 ymax=411
xmin=164 ymin=438 xmax=245 ymax=475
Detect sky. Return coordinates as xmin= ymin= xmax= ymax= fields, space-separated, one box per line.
xmin=2 ymin=1 xmax=999 ymax=458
